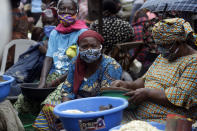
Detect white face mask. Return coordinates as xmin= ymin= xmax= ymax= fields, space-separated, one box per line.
xmin=79 ymin=45 xmax=102 ymax=63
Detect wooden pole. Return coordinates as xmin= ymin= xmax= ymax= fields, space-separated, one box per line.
xmin=98 ymin=0 xmax=103 ymax=35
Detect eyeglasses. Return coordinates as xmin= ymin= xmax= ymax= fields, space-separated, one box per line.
xmin=79 ymin=45 xmax=102 ymax=51
xmin=57 ymin=7 xmax=77 ymax=15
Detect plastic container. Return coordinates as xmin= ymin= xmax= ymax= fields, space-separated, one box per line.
xmin=0 ymin=75 xmax=14 ymax=102
xmin=166 ymin=114 xmax=192 ymax=131
xmin=101 ymin=90 xmax=137 ymax=110
xmin=20 ymin=83 xmax=56 ymax=102
xmin=54 ymin=96 xmax=128 ymax=131
xmin=109 ymin=121 xmax=166 ymax=131
xmin=101 ymin=90 xmax=130 ymax=99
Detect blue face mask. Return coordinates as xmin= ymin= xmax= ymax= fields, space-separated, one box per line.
xmin=44 ymin=25 xmax=56 ymax=38
xmin=79 ymin=46 xmax=102 ymax=63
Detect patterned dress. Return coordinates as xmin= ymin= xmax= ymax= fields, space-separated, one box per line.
xmin=33 ymin=55 xmax=122 ymax=130
xmin=124 ymin=54 xmax=197 ymax=123
xmin=46 ymin=29 xmax=87 ymax=75
xmin=90 ymin=16 xmax=134 ymax=54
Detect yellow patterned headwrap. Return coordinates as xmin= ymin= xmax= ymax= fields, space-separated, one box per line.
xmin=152 ymin=18 xmax=193 ymax=45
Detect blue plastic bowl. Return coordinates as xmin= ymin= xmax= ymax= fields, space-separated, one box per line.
xmin=109 ymin=121 xmax=166 ymax=131
xmin=0 ymin=75 xmax=15 ymax=102
xmin=54 ymin=96 xmax=128 ymax=131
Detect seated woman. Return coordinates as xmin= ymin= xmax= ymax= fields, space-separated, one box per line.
xmin=14 ymin=0 xmax=88 ymax=115
xmin=33 ymin=30 xmax=122 ymax=130
xmin=110 ymin=18 xmax=197 ymax=123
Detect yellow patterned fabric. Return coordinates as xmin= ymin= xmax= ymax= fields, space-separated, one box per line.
xmin=152 ymin=18 xmax=193 ymax=45
xmin=193 ymin=33 xmax=197 ymax=46
xmin=129 ymin=54 xmax=197 ymax=123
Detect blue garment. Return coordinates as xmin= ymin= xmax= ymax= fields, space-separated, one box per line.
xmin=31 ymin=0 xmax=42 ymax=13
xmin=5 ymin=42 xmax=45 ymax=96
xmin=62 ymin=54 xmax=122 ymax=99
xmin=33 ymin=55 xmax=122 ymax=130
xmin=46 ymin=29 xmax=87 ymax=75
xmin=44 ymin=26 xmax=56 ymax=38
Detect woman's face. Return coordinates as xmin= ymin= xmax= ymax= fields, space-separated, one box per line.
xmin=157 ymin=42 xmax=180 ymax=61
xmin=42 ymin=9 xmax=58 ymax=26
xmin=41 ymin=0 xmax=55 ymax=10
xmin=79 ymin=37 xmax=101 ymax=51
xmin=79 ymin=37 xmax=102 ymax=63
xmin=57 ymin=0 xmax=77 ymax=16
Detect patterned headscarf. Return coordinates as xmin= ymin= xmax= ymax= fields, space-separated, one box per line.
xmin=77 ymin=30 xmax=104 ymax=45
xmin=152 ymin=18 xmax=193 ymax=45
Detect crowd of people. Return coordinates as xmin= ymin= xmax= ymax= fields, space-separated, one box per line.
xmin=0 ymin=0 xmax=197 ymax=130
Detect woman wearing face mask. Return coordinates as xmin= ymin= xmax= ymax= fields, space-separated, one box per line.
xmin=33 ymin=30 xmax=122 ymax=130
xmin=38 ymin=0 xmax=88 ymax=89
xmin=109 ymin=18 xmax=197 ymax=123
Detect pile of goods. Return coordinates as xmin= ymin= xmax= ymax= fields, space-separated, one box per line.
xmin=113 ymin=120 xmax=161 ymax=131
xmin=61 ymin=104 xmax=113 ymax=114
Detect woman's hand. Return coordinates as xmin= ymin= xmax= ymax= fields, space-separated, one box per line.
xmin=37 ymin=82 xmax=46 ymax=88
xmin=110 ymin=80 xmax=132 ymax=90
xmin=124 ymin=88 xmax=150 ymax=105
xmin=61 ymin=96 xmax=70 ymax=102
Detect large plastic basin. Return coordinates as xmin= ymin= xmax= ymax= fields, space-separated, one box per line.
xmin=54 ymin=96 xmax=128 ymax=131
xmin=0 ymin=75 xmax=15 ymax=102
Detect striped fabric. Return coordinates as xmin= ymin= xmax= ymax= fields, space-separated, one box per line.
xmin=33 ymin=103 xmax=62 ymax=131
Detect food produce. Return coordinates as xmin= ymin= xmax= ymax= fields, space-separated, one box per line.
xmin=112 ymin=120 xmax=160 ymax=131
xmin=62 ymin=109 xmax=85 ymax=114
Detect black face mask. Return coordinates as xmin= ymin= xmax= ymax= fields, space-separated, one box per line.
xmin=157 ymin=42 xmax=180 ymax=61
xmin=168 ymin=47 xmax=180 ymax=62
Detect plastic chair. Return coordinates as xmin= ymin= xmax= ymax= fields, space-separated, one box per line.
xmin=0 ymin=39 xmax=36 ymax=75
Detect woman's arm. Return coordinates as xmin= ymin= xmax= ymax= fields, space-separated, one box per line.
xmin=60 ymin=61 xmax=76 ymax=101
xmin=146 ymin=89 xmax=171 ymax=106
xmin=46 ymin=73 xmax=68 ymax=88
xmin=125 ymin=88 xmax=171 ymax=106
xmin=110 ymin=78 xmax=145 ymax=91
xmin=38 ymin=56 xmax=53 ymax=88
